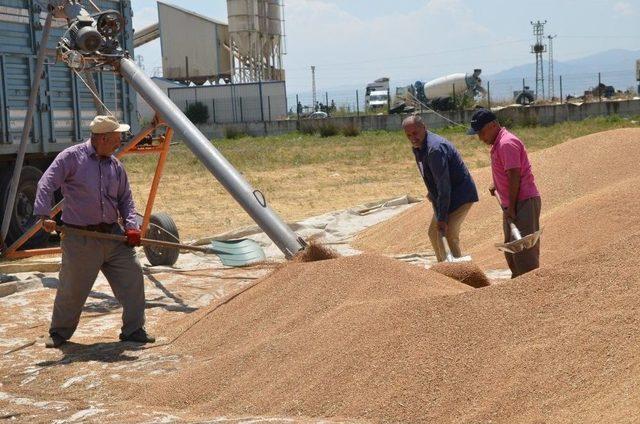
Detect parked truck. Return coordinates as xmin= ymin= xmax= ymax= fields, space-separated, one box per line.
xmin=391 ymin=69 xmax=484 ymax=112
xmin=0 ymin=0 xmax=138 ymax=248
xmin=365 ymin=77 xmax=390 ymax=111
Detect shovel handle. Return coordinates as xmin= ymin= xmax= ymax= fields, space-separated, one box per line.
xmin=493 ymin=193 xmax=524 ymax=242
xmin=57 ymin=225 xmax=211 ymax=253
xmin=439 ymin=233 xmax=455 ymax=262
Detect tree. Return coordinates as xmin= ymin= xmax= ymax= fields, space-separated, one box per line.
xmin=185 ymin=102 xmax=209 ymax=125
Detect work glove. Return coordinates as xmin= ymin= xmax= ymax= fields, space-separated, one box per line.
xmin=125 ymin=228 xmax=142 ymax=247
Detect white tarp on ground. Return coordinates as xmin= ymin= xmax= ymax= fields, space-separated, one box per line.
xmin=0 ymin=195 xmax=425 ymax=298
xmin=195 ymin=195 xmax=424 ymax=259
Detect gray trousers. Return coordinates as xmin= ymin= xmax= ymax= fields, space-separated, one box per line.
xmin=503 ymin=196 xmax=542 ymax=278
xmin=50 ymin=231 xmax=146 ymax=340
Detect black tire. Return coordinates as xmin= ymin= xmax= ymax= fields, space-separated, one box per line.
xmin=0 ymin=165 xmax=49 ymax=249
xmin=516 ymin=92 xmax=534 ymax=105
xmin=143 ymin=212 xmax=180 ymax=266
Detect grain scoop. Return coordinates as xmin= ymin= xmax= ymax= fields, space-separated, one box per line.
xmin=493 ymin=195 xmax=542 ymax=254
xmin=440 ymin=232 xmax=472 ymax=263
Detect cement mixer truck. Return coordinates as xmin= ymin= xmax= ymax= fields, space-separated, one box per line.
xmin=391 ymin=69 xmax=485 ymax=113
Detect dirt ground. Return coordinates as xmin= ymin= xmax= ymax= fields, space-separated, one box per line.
xmin=2 ymin=128 xmax=640 ymax=422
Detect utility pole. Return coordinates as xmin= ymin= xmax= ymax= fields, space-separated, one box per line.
xmin=311 ymin=65 xmax=317 ymax=110
xmin=547 ymin=34 xmax=556 ymax=100
xmin=530 ymin=20 xmax=547 ymax=101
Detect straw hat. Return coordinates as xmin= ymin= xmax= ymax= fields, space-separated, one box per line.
xmin=89 ymin=115 xmax=130 ymax=134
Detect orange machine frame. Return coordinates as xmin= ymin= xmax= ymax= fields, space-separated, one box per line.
xmin=1 ymin=115 xmax=173 ymax=260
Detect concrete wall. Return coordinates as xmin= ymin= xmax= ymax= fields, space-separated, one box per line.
xmin=191 ymin=98 xmax=640 ymax=139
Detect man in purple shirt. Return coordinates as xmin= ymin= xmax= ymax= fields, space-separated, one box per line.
xmin=34 ymin=115 xmax=154 ymax=348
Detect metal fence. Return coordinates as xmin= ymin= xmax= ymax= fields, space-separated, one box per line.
xmin=168 ymin=81 xmax=287 ymax=124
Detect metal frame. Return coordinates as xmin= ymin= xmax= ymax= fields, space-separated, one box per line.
xmin=1 ymin=115 xmax=173 ymax=260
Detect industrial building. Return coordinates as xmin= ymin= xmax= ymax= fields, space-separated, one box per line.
xmin=134 ymin=0 xmax=287 ymax=124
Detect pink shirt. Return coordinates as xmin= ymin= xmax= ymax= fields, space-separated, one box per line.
xmin=491 ymin=128 xmax=540 ymax=208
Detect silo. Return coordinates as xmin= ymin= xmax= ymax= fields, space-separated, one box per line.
xmin=265 ymin=0 xmax=283 ymax=80
xmin=227 ymin=0 xmax=284 ymax=82
xmin=266 ymin=0 xmax=282 ymax=36
xmin=227 ymin=0 xmax=258 ymax=57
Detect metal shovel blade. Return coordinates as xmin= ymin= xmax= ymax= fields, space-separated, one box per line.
xmin=446 ymin=255 xmax=473 ymax=263
xmin=495 ymin=228 xmax=543 ymax=254
xmin=208 ymin=239 xmax=266 ymax=267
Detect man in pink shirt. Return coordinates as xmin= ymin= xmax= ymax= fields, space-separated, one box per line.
xmin=468 ymin=109 xmax=541 ymax=277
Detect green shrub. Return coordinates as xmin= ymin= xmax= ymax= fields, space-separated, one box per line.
xmin=319 ymin=122 xmax=339 ymax=138
xmin=224 ymin=126 xmax=246 ymax=139
xmin=299 ymin=122 xmax=317 ymax=135
xmin=185 ymin=102 xmax=209 ymax=124
xmin=342 ymin=122 xmax=361 ymax=137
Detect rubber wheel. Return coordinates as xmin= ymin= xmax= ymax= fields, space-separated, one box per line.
xmin=516 ymin=92 xmax=534 ymax=105
xmin=0 ymin=165 xmax=49 ymax=249
xmin=143 ymin=212 xmax=180 ymax=266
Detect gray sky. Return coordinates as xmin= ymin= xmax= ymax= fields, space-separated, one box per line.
xmin=132 ymin=0 xmax=640 ymax=93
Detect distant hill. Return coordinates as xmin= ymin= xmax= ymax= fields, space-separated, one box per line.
xmin=485 ymin=49 xmax=639 ymax=100
xmin=287 ymin=49 xmax=640 ymax=108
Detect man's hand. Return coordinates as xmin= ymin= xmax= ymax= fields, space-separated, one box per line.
xmin=488 ymin=185 xmax=496 ymax=197
xmin=437 ymin=220 xmax=448 ymax=235
xmin=125 ymin=228 xmax=142 ymax=247
xmin=40 ymin=218 xmax=56 ymax=233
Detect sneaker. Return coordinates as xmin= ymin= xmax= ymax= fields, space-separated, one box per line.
xmin=44 ymin=333 xmax=66 ymax=348
xmin=119 ymin=328 xmax=155 ymax=344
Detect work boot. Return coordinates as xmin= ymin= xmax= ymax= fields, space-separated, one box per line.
xmin=119 ymin=328 xmax=155 ymax=344
xmin=44 ymin=333 xmax=66 ymax=349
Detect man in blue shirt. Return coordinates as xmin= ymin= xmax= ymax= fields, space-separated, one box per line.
xmin=403 ymin=115 xmax=479 ymax=261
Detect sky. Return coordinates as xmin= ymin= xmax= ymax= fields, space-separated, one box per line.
xmin=131 ymin=0 xmax=640 ymax=95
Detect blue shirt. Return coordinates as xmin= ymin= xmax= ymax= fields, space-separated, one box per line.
xmin=34 ymin=140 xmax=138 ymax=229
xmin=413 ymin=131 xmax=478 ymax=222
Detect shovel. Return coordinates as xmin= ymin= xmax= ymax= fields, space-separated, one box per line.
xmin=57 ymin=226 xmax=265 ymax=267
xmin=492 ymin=195 xmax=542 ymax=255
xmin=440 ymin=231 xmax=472 ymax=263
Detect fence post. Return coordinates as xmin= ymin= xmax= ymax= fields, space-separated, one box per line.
xmin=239 ymin=97 xmax=244 ymax=122
xmin=212 ymin=99 xmax=216 ymax=123
xmin=258 ymin=79 xmax=265 ymax=121
xmin=356 ymin=90 xmax=360 ymax=117
xmin=487 ymin=81 xmax=491 ymax=109
xmin=559 ymin=75 xmax=563 ymax=104
xmin=296 ymin=94 xmax=300 ymax=120
xmin=268 ymin=96 xmax=272 ymax=121
xmin=598 ymin=72 xmax=602 ymax=102
xmin=325 ymin=92 xmax=329 ymax=113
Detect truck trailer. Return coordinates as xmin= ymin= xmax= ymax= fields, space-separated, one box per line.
xmin=0 ymin=0 xmax=138 ymax=248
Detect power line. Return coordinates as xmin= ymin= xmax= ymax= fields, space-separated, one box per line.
xmin=284 ymin=39 xmax=528 ymax=71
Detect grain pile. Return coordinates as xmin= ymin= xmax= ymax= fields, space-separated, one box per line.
xmin=430 ymin=261 xmax=491 ymax=288
xmin=125 ymin=230 xmax=640 ymax=422
xmin=116 ymin=128 xmax=640 ymax=422
xmin=353 ymin=128 xmax=640 ymax=268
xmin=293 ymin=241 xmax=340 ymax=262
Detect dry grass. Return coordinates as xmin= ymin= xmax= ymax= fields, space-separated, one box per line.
xmin=122 ymin=116 xmax=638 ymax=240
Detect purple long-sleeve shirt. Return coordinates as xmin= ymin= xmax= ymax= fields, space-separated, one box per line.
xmin=34 ymin=140 xmax=138 ymax=230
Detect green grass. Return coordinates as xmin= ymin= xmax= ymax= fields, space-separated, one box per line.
xmin=123 ymin=115 xmax=639 ymax=177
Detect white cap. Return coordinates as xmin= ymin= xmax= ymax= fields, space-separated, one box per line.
xmin=89 ymin=115 xmax=130 ymax=134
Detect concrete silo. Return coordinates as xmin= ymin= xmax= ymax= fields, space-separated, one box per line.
xmin=227 ymin=0 xmax=285 ymax=83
